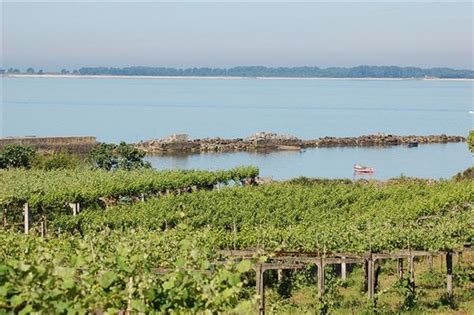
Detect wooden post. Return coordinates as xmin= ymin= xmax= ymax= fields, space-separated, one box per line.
xmin=140 ymin=193 xmax=145 ymax=202
xmin=3 ymin=207 xmax=7 ymax=227
xmin=256 ymin=264 xmax=265 ymax=315
xmin=40 ymin=215 xmax=45 ymax=237
xmin=409 ymin=254 xmax=415 ymax=294
xmin=23 ymin=203 xmax=30 ymax=234
xmin=277 ymin=269 xmax=283 ymax=282
xmin=341 ymin=256 xmax=347 ymax=280
xmin=317 ymin=259 xmax=325 ymax=297
xmin=397 ymin=258 xmax=404 ymax=278
xmin=367 ymin=257 xmax=375 ymax=299
xmin=69 ymin=203 xmax=80 ymax=216
xmin=446 ymin=251 xmax=453 ymax=297
xmin=429 ymin=256 xmax=434 ymax=271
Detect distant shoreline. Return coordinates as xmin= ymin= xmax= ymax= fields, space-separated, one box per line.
xmin=3 ymin=74 xmax=474 ymax=81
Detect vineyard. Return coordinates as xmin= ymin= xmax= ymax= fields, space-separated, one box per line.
xmin=1 ymin=167 xmax=474 ymax=313
xmin=0 ymin=166 xmax=258 ymax=208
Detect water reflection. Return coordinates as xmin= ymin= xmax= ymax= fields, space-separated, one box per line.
xmin=146 ymin=143 xmax=472 ymax=180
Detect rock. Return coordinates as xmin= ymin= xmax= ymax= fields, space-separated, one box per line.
xmin=158 ymin=134 xmax=189 ymax=144
xmin=245 ymin=131 xmax=299 ymax=142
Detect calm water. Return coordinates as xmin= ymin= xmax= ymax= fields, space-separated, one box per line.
xmin=147 ymin=143 xmax=471 ymax=180
xmin=1 ymin=76 xmax=473 ymax=179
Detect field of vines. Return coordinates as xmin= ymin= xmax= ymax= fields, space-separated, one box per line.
xmin=55 ymin=178 xmax=474 ymax=253
xmin=0 ymin=166 xmax=258 ymax=208
xmin=1 ymin=167 xmax=473 ymax=313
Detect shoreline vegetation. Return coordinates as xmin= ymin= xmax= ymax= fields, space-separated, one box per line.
xmin=4 ymin=73 xmax=474 ymax=81
xmin=2 ymin=65 xmax=474 ymax=79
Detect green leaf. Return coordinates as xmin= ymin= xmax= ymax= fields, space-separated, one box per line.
xmin=236 ymin=260 xmax=252 ymax=273
xmin=131 ymin=299 xmax=147 ymax=312
xmin=162 ymin=280 xmax=175 ymax=291
xmin=10 ymin=294 xmax=24 ymax=307
xmin=18 ymin=304 xmax=33 ymax=315
xmin=99 ymin=271 xmax=117 ymax=289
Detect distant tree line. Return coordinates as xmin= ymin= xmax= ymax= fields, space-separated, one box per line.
xmin=2 ymin=65 xmax=473 ymax=78
xmin=74 ymin=65 xmax=474 ymax=79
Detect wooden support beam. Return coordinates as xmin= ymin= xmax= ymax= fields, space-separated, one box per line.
xmin=256 ymin=264 xmax=265 ymax=315
xmin=409 ymin=254 xmax=415 ymax=294
xmin=341 ymin=256 xmax=347 ymax=280
xmin=317 ymin=259 xmax=325 ymax=297
xmin=367 ymin=257 xmax=375 ymax=299
xmin=260 ymin=263 xmax=304 ymax=271
xmin=397 ymin=258 xmax=404 ymax=279
xmin=3 ymin=207 xmax=7 ymax=227
xmin=23 ymin=203 xmax=30 ymax=234
xmin=219 ymin=249 xmax=266 ymax=257
xmin=446 ymin=251 xmax=453 ymax=297
xmin=274 ymin=256 xmax=363 ymax=265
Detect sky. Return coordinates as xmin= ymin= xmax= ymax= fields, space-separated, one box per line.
xmin=1 ymin=1 xmax=473 ymax=71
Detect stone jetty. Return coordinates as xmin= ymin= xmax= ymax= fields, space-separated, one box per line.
xmin=135 ymin=132 xmax=465 ymax=154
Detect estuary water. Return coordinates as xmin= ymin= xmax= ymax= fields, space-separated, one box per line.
xmin=1 ymin=76 xmax=473 ymax=179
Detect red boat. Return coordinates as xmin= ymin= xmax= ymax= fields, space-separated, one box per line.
xmin=353 ymin=164 xmax=375 ymax=173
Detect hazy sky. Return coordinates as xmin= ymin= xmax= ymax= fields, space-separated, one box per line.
xmin=2 ymin=1 xmax=473 ymax=70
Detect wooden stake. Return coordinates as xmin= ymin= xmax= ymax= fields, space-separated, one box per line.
xmin=397 ymin=258 xmax=404 ymax=278
xmin=277 ymin=269 xmax=283 ymax=282
xmin=23 ymin=203 xmax=30 ymax=234
xmin=409 ymin=254 xmax=415 ymax=294
xmin=256 ymin=264 xmax=265 ymax=315
xmin=40 ymin=215 xmax=45 ymax=238
xmin=341 ymin=256 xmax=347 ymax=280
xmin=367 ymin=256 xmax=375 ymax=299
xmin=446 ymin=251 xmax=453 ymax=297
xmin=69 ymin=203 xmax=80 ymax=216
xmin=317 ymin=259 xmax=325 ymax=297
xmin=3 ymin=207 xmax=7 ymax=227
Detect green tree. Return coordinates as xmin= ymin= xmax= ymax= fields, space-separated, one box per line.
xmin=0 ymin=145 xmax=36 ymax=169
xmin=88 ymin=142 xmax=150 ymax=171
xmin=468 ymin=130 xmax=474 ymax=153
xmin=88 ymin=143 xmax=117 ymax=171
xmin=26 ymin=67 xmax=35 ymax=74
xmin=116 ymin=141 xmax=151 ymax=170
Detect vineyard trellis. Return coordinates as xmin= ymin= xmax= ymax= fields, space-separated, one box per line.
xmin=220 ymin=248 xmax=468 ymax=315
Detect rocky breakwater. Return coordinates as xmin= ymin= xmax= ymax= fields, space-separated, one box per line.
xmin=136 ymin=132 xmax=465 ymax=154
xmin=304 ymin=134 xmax=465 ymax=148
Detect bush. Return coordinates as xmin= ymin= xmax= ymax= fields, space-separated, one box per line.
xmin=89 ymin=142 xmax=151 ymax=171
xmin=32 ymin=151 xmax=83 ymax=170
xmin=468 ymin=130 xmax=474 ymax=153
xmin=0 ymin=145 xmax=36 ymax=169
xmin=453 ymin=166 xmax=474 ymax=180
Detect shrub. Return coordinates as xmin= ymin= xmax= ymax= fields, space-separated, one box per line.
xmin=32 ymin=151 xmax=83 ymax=170
xmin=0 ymin=145 xmax=36 ymax=169
xmin=88 ymin=142 xmax=151 ymax=171
xmin=468 ymin=130 xmax=474 ymax=153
